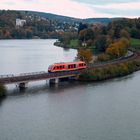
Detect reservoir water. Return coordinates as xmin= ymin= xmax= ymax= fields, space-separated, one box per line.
xmin=0 ymin=39 xmax=140 ymax=140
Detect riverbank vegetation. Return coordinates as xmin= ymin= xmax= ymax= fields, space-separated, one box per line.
xmin=0 ymin=85 xmax=6 ymax=97
xmin=79 ymin=60 xmax=140 ymax=81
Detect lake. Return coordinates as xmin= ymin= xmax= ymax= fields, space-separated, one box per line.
xmin=0 ymin=39 xmax=140 ymax=140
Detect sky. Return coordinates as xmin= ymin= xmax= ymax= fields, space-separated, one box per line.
xmin=0 ymin=0 xmax=140 ymax=18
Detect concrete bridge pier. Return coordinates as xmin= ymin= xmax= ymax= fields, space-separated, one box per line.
xmin=18 ymin=82 xmax=28 ymax=90
xmin=49 ymin=78 xmax=60 ymax=87
xmin=49 ymin=78 xmax=59 ymax=85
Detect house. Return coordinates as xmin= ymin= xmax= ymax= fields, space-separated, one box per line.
xmin=16 ymin=19 xmax=26 ymax=27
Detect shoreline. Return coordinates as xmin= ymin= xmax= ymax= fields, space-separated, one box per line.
xmin=78 ymin=58 xmax=140 ymax=82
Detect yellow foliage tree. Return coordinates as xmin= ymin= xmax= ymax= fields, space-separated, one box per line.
xmin=77 ymin=49 xmax=93 ymax=63
xmin=106 ymin=38 xmax=129 ymax=58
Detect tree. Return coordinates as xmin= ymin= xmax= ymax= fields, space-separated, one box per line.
xmin=79 ymin=29 xmax=95 ymax=45
xmin=78 ymin=23 xmax=88 ymax=34
xmin=0 ymin=85 xmax=6 ymax=97
xmin=77 ymin=49 xmax=93 ymax=63
xmin=120 ymin=29 xmax=130 ymax=39
xmin=106 ymin=38 xmax=128 ymax=58
xmin=95 ymin=35 xmax=108 ymax=52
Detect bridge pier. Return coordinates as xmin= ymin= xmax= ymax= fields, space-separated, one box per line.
xmin=49 ymin=78 xmax=59 ymax=85
xmin=18 ymin=82 xmax=28 ymax=90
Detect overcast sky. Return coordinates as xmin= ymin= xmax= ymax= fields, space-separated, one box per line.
xmin=0 ymin=0 xmax=140 ymax=18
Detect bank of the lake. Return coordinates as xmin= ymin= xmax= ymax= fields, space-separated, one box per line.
xmin=79 ymin=60 xmax=140 ymax=81
xmin=54 ymin=39 xmax=80 ymax=49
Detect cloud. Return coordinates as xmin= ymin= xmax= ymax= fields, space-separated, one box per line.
xmin=0 ymin=0 xmax=140 ymax=18
xmin=0 ymin=0 xmax=112 ymax=18
xmin=90 ymin=1 xmax=140 ymax=18
xmin=93 ymin=1 xmax=140 ymax=10
xmin=73 ymin=0 xmax=140 ymax=5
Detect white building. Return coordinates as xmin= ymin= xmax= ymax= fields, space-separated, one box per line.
xmin=16 ymin=19 xmax=26 ymax=27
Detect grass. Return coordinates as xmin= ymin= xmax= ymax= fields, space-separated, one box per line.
xmin=130 ymin=38 xmax=140 ymax=46
xmin=68 ymin=39 xmax=79 ymax=49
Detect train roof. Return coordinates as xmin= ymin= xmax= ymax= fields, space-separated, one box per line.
xmin=54 ymin=61 xmax=85 ymax=65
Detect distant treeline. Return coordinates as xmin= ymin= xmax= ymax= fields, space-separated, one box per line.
xmin=59 ymin=18 xmax=140 ymax=51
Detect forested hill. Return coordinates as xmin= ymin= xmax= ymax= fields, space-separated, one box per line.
xmin=21 ymin=11 xmax=81 ymax=23
xmin=82 ymin=18 xmax=123 ymax=24
xmin=0 ymin=10 xmax=79 ymax=39
xmin=21 ymin=11 xmax=119 ymax=24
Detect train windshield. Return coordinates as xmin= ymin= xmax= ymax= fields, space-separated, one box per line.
xmin=48 ymin=65 xmax=53 ymax=69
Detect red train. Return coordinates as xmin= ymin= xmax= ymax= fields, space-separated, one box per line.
xmin=48 ymin=61 xmax=87 ymax=72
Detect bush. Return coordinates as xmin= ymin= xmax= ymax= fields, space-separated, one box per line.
xmin=0 ymin=85 xmax=6 ymax=97
xmin=96 ymin=53 xmax=110 ymax=62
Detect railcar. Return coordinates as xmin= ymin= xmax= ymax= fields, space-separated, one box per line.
xmin=48 ymin=61 xmax=87 ymax=72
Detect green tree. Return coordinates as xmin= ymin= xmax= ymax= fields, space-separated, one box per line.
xmin=95 ymin=35 xmax=108 ymax=52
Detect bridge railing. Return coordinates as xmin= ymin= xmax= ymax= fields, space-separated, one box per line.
xmin=0 ymin=74 xmax=14 ymax=78
xmin=19 ymin=71 xmax=46 ymax=76
xmin=0 ymin=71 xmax=46 ymax=79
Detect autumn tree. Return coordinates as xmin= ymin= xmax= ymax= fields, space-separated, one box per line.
xmin=106 ymin=38 xmax=129 ymax=58
xmin=77 ymin=49 xmax=93 ymax=63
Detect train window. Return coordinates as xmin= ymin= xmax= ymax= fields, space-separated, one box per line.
xmin=74 ymin=64 xmax=76 ymax=68
xmin=60 ymin=66 xmax=64 ymax=69
xmin=57 ymin=66 xmax=59 ymax=69
xmin=53 ymin=67 xmax=56 ymax=70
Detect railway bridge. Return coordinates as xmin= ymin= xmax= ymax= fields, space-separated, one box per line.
xmin=0 ymin=70 xmax=84 ymax=89
xmin=0 ymin=50 xmax=138 ymax=90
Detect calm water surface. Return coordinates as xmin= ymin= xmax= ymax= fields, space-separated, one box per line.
xmin=0 ymin=39 xmax=140 ymax=140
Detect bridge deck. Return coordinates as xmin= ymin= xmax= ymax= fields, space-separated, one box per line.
xmin=0 ymin=70 xmax=83 ymax=84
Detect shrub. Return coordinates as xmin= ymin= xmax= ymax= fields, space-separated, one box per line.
xmin=0 ymin=85 xmax=6 ymax=97
xmin=97 ymin=53 xmax=110 ymax=62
